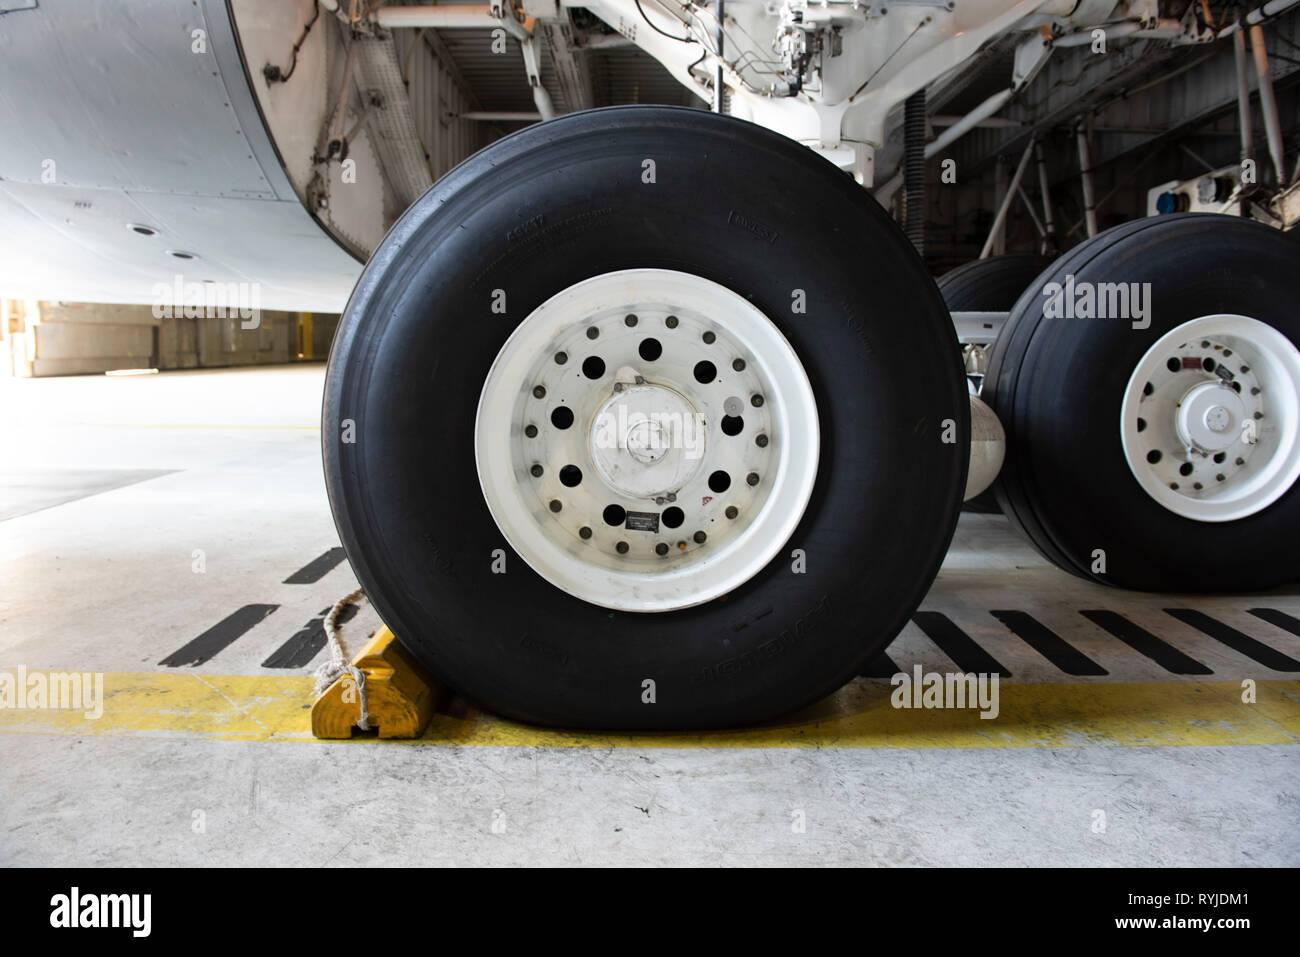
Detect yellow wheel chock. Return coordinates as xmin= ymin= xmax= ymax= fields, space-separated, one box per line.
xmin=311 ymin=627 xmax=442 ymax=739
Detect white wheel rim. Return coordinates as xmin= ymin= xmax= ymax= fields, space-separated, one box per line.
xmin=1120 ymin=314 xmax=1300 ymax=522
xmin=475 ymin=269 xmax=820 ymax=612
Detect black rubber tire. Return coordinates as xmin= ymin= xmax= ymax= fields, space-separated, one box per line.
xmin=937 ymin=254 xmax=1053 ymax=312
xmin=323 ymin=106 xmax=968 ymax=729
xmin=937 ymin=254 xmax=1053 ymax=513
xmin=984 ymin=213 xmax=1300 ymax=591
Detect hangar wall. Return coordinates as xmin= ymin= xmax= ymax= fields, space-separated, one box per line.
xmin=0 ymin=299 xmax=339 ymax=378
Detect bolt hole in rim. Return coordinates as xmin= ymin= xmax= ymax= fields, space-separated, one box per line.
xmin=1120 ymin=314 xmax=1300 ymax=522
xmin=475 ymin=269 xmax=820 ymax=612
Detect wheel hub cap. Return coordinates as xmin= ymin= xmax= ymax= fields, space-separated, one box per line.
xmin=1120 ymin=313 xmax=1300 ymax=522
xmin=1177 ymin=382 xmax=1244 ymax=453
xmin=590 ymin=378 xmax=704 ymax=497
xmin=474 ymin=269 xmax=819 ymax=612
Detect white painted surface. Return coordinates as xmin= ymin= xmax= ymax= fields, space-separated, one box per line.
xmin=0 ymin=0 xmax=362 ymax=311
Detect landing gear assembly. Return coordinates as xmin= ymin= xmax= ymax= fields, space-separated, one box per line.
xmin=939 ymin=254 xmax=1053 ymax=512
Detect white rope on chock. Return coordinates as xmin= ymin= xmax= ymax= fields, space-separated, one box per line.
xmin=313 ymin=587 xmax=371 ymax=731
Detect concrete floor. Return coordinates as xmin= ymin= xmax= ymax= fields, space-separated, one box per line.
xmin=1 ymin=365 xmax=1298 ymax=866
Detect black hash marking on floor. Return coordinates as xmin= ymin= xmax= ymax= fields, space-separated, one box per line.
xmin=1080 ymin=611 xmax=1212 ymax=675
xmin=161 ymin=604 xmax=279 ymax=667
xmin=262 ymin=603 xmax=359 ymax=669
xmin=283 ymin=547 xmax=347 ymax=585
xmin=991 ymin=610 xmax=1109 ymax=676
xmin=1248 ymin=608 xmax=1300 ymax=641
xmin=1165 ymin=609 xmax=1300 ymax=672
xmin=912 ymin=611 xmax=1012 ymax=677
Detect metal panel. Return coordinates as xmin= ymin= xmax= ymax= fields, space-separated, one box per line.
xmin=0 ymin=179 xmax=360 ymax=312
xmin=0 ymin=0 xmax=363 ymax=311
xmin=0 ymin=0 xmax=276 ymax=198
xmin=223 ymin=0 xmax=328 ymax=201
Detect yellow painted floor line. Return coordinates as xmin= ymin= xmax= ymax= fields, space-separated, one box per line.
xmin=1 ymin=672 xmax=1298 ymax=748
